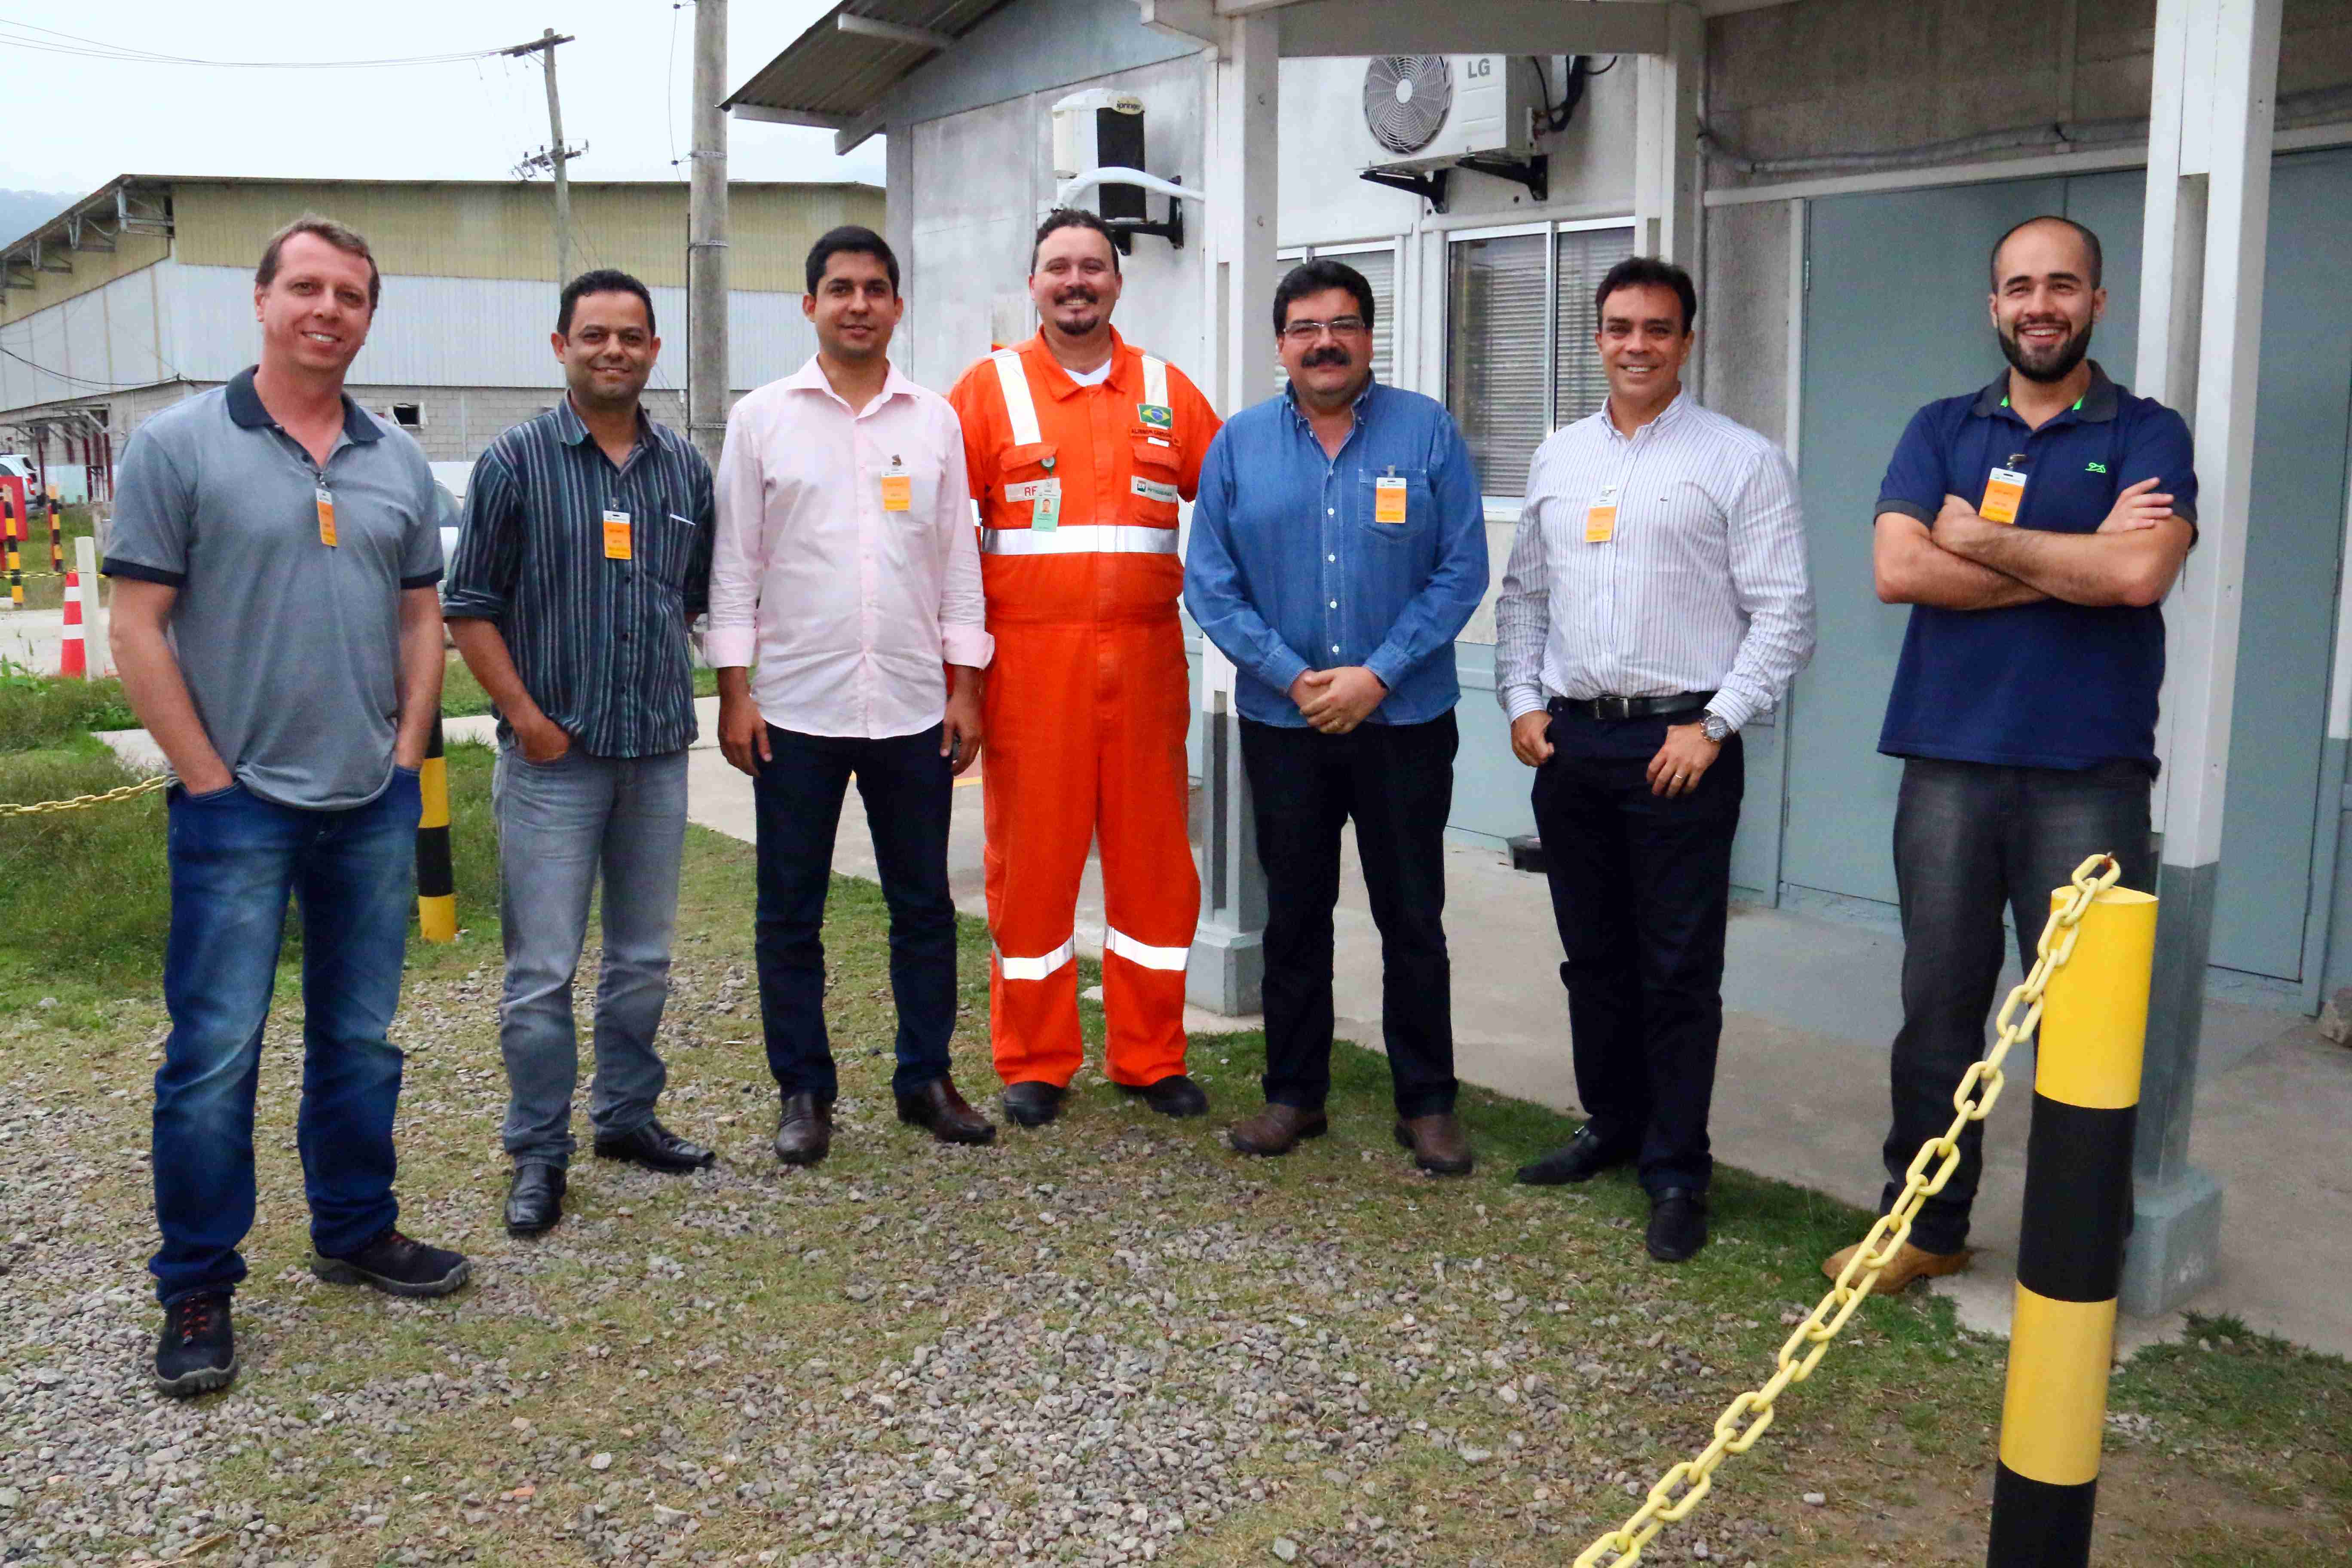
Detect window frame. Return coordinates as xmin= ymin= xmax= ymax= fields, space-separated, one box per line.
xmin=1275 ymin=238 xmax=1403 ymax=390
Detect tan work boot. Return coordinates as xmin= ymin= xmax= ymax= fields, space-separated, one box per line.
xmin=1822 ymin=1239 xmax=1973 ymax=1293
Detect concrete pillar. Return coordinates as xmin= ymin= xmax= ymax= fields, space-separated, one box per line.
xmin=2125 ymin=0 xmax=2283 ymax=1316
xmin=1186 ymin=10 xmax=1278 ymax=1016
xmin=1632 ymin=3 xmax=1705 ymax=266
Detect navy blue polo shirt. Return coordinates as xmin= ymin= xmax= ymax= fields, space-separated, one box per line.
xmin=1876 ymin=362 xmax=2196 ymax=771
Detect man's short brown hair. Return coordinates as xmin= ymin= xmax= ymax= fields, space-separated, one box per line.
xmin=256 ymin=214 xmax=381 ymax=310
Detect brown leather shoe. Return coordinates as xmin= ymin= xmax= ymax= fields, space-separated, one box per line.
xmin=1393 ymin=1112 xmax=1473 ymax=1176
xmin=1228 ymin=1103 xmax=1328 ymax=1157
xmin=772 ymin=1092 xmax=832 ymax=1167
xmin=895 ymin=1077 xmax=997 ymax=1146
xmin=1822 ymin=1239 xmax=1972 ymax=1292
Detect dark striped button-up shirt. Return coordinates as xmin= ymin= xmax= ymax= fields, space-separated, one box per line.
xmin=444 ymin=398 xmax=715 ymax=758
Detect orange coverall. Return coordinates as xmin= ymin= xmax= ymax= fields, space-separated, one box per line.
xmin=948 ymin=330 xmax=1222 ymax=1090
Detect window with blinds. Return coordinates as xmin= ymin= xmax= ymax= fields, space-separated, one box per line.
xmin=1274 ymin=246 xmax=1396 ymax=397
xmin=1555 ymin=226 xmax=1636 ymax=427
xmin=1446 ymin=232 xmax=1550 ymax=499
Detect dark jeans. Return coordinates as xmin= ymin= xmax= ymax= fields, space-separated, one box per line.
xmin=1239 ymin=712 xmax=1459 ymax=1119
xmin=752 ymin=723 xmax=958 ymax=1103
xmin=150 ymin=771 xmax=420 ymax=1305
xmin=1531 ymin=710 xmax=1743 ymax=1194
xmin=1883 ymin=756 xmax=2154 ymax=1252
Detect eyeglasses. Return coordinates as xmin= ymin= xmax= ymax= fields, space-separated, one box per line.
xmin=1280 ymin=315 xmax=1369 ymax=343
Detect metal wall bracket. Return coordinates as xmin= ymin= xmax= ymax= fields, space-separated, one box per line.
xmin=1105 ymin=176 xmax=1187 ymax=253
xmin=1457 ymin=153 xmax=1550 ymax=204
xmin=1359 ymin=166 xmax=1452 ymax=212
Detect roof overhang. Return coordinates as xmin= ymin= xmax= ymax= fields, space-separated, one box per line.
xmin=724 ymin=2 xmax=1018 ymax=156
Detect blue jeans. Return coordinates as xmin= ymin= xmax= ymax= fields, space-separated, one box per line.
xmin=492 ymin=744 xmax=689 ymax=1167
xmin=752 ymin=723 xmax=958 ymax=1103
xmin=150 ymin=771 xmax=420 ymax=1305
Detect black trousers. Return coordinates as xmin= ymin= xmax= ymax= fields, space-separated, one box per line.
xmin=1531 ymin=709 xmax=1743 ymax=1194
xmin=750 ymin=723 xmax=958 ymax=1104
xmin=1239 ymin=712 xmax=1460 ymax=1119
xmin=1884 ymin=756 xmax=2154 ymax=1253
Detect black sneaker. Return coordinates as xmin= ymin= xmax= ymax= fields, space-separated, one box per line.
xmin=154 ymin=1291 xmax=236 ymax=1397
xmin=311 ymin=1227 xmax=471 ymax=1298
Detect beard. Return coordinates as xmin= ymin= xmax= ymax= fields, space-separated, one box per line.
xmin=2000 ymin=316 xmax=2095 ymax=383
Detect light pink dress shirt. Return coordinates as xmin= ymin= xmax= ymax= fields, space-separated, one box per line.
xmin=708 ymin=357 xmax=992 ymax=738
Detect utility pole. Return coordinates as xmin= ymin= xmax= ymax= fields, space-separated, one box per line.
xmin=503 ymin=29 xmax=582 ymax=284
xmin=687 ymin=0 xmax=729 ymax=469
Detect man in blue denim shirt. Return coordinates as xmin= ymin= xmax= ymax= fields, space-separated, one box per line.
xmin=1184 ymin=258 xmax=1488 ymax=1174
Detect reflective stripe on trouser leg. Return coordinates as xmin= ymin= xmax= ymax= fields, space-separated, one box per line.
xmin=982 ymin=622 xmax=1099 ymax=1088
xmin=1095 ymin=616 xmax=1197 ymax=1087
xmin=1988 ymin=883 xmax=2154 ymax=1568
xmin=996 ymin=937 xmax=1077 ymax=982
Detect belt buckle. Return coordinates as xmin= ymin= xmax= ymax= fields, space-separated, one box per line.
xmin=1598 ymin=695 xmax=1632 ymax=720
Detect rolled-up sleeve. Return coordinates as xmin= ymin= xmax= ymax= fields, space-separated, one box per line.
xmin=936 ymin=405 xmax=992 ymax=668
xmin=440 ymin=443 xmax=520 ymax=621
xmin=705 ymin=402 xmax=764 ymax=671
xmin=1709 ymin=444 xmax=1815 ymax=733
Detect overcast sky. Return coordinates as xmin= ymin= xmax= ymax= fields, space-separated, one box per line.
xmin=2 ymin=0 xmax=884 ymax=197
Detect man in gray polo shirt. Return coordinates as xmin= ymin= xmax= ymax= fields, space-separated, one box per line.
xmin=105 ymin=214 xmax=470 ymax=1399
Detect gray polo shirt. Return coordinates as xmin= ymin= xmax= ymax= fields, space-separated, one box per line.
xmin=104 ymin=368 xmax=444 ymax=810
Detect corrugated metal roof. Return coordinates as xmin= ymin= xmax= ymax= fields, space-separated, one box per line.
xmin=724 ymin=0 xmax=1017 ymax=122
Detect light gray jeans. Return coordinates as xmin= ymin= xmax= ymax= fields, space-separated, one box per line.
xmin=492 ymin=743 xmax=689 ymax=1167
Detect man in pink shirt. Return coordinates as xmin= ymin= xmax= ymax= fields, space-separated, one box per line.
xmin=709 ymin=226 xmax=995 ymax=1166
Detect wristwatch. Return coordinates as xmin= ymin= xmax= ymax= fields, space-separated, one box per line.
xmin=1700 ymin=710 xmax=1732 ymax=744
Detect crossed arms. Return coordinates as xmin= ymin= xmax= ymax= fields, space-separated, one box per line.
xmin=1873 ymin=477 xmax=2193 ymax=611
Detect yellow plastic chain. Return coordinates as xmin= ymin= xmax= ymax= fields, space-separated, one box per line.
xmin=0 ymin=774 xmax=168 ymax=818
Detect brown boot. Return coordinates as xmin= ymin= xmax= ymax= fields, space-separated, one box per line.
xmin=1822 ymin=1240 xmax=1972 ymax=1292
xmin=772 ymin=1093 xmax=832 ymax=1167
xmin=895 ymin=1077 xmax=998 ymax=1146
xmin=1393 ymin=1112 xmax=1473 ymax=1176
xmin=1228 ymin=1103 xmax=1328 ymax=1157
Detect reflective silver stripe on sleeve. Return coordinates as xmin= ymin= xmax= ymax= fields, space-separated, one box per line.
xmin=992 ymin=349 xmax=1044 ymax=446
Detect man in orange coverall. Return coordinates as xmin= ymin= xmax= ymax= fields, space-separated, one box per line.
xmin=947 ymin=208 xmax=1222 ymax=1128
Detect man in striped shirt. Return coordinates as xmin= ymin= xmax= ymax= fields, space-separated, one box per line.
xmin=1495 ymin=256 xmax=1814 ymax=1263
xmin=444 ymin=269 xmax=719 ymax=1239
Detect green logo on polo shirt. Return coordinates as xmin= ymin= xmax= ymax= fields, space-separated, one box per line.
xmin=2086 ymin=461 xmax=2108 ymax=474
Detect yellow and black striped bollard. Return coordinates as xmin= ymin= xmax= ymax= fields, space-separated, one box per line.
xmin=415 ymin=712 xmax=457 ymax=942
xmin=1986 ymin=875 xmax=2157 ymax=1567
xmin=46 ymin=491 xmax=63 ymax=574
xmin=5 ymin=492 xmax=21 ymax=610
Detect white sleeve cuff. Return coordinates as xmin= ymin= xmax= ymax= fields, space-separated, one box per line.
xmin=704 ymin=626 xmax=758 ymax=670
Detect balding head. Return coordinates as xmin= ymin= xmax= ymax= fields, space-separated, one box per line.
xmin=1990 ymin=216 xmax=2102 ymax=294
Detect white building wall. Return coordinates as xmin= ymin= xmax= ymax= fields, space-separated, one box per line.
xmin=0 ymin=265 xmax=174 ymax=410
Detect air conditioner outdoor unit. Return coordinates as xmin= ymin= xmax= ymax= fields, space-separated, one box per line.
xmin=1362 ymin=55 xmax=1540 ymax=171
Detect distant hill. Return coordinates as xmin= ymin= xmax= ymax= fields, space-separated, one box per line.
xmin=0 ymin=188 xmax=77 ymax=247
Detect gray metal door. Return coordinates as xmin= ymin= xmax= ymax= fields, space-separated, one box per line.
xmin=1782 ymin=159 xmax=2351 ymax=985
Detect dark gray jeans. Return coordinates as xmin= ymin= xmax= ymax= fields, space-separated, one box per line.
xmin=1882 ymin=756 xmax=2155 ymax=1253
xmin=493 ymin=744 xmax=689 ymax=1167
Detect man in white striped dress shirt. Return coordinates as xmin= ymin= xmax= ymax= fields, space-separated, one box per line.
xmin=1495 ymin=256 xmax=1814 ymax=1263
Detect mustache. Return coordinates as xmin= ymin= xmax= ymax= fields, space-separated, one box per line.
xmin=1055 ymin=287 xmax=1098 ymax=305
xmin=1301 ymin=346 xmax=1351 ymax=368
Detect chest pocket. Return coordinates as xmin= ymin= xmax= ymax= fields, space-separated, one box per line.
xmin=994 ymin=442 xmax=1060 ymax=524
xmin=635 ymin=506 xmax=700 ymax=595
xmin=1128 ymin=435 xmax=1183 ymax=524
xmin=1356 ymin=467 xmax=1437 ymax=546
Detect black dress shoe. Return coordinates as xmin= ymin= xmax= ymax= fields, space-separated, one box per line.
xmin=1646 ymin=1187 xmax=1709 ymax=1263
xmin=154 ymin=1292 xmax=236 ymax=1397
xmin=1000 ymin=1080 xmax=1066 ymax=1127
xmin=504 ymin=1162 xmax=566 ymax=1237
xmin=593 ymin=1118 xmax=717 ymax=1173
xmin=1515 ymin=1125 xmax=1634 ymax=1186
xmin=896 ymin=1078 xmax=998 ymax=1145
xmin=1121 ymin=1074 xmax=1208 ymax=1118
xmin=773 ymin=1092 xmax=832 ymax=1167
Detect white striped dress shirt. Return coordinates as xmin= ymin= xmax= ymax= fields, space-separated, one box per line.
xmin=1494 ymin=389 xmax=1814 ymax=733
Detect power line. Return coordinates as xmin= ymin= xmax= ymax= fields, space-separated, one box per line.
xmin=0 ymin=18 xmax=507 ymax=70
xmin=0 ymin=342 xmax=174 ymax=389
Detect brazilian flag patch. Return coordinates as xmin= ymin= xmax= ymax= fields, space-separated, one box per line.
xmin=1138 ymin=403 xmax=1174 ymax=431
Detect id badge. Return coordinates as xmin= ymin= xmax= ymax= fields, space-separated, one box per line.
xmin=1374 ymin=475 xmax=1408 ymax=525
xmin=315 ymin=486 xmax=337 ymax=547
xmin=603 ymin=508 xmax=633 ymax=560
xmin=1584 ymin=484 xmax=1621 ymax=545
xmin=881 ymin=458 xmax=912 ymax=513
xmin=1981 ymin=467 xmax=2027 ymax=525
xmin=1033 ymin=488 xmax=1062 ymax=531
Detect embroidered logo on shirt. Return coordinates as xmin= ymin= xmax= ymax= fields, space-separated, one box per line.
xmin=1130 ymin=476 xmax=1179 ymax=505
xmin=2086 ymin=461 xmax=2108 ymax=474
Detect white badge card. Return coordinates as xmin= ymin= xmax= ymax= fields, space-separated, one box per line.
xmin=1584 ymin=484 xmax=1621 ymax=545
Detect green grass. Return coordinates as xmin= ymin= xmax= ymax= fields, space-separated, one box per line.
xmin=0 ymin=660 xmax=136 ymax=749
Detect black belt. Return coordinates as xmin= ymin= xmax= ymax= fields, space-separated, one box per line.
xmin=1547 ymin=690 xmax=1716 ymax=722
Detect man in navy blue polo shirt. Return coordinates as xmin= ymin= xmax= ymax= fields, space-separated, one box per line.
xmin=1824 ymin=215 xmax=2196 ymax=1292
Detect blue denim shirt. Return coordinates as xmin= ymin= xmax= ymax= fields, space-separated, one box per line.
xmin=1184 ymin=380 xmax=1488 ymax=728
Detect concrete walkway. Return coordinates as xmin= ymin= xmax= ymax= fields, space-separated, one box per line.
xmin=100 ymin=704 xmax=2352 ymax=1357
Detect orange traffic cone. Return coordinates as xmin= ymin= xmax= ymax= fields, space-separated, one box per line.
xmin=59 ymin=570 xmax=86 ymax=678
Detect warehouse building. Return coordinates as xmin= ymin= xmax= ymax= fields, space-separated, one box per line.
xmin=0 ymin=174 xmax=885 ymax=500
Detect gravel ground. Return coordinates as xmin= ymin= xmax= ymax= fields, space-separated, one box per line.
xmin=6 ymin=924 xmax=2346 ymax=1567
